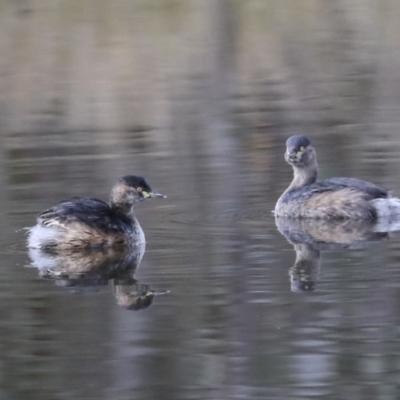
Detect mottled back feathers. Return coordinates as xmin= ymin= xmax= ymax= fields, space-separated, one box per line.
xmin=38 ymin=198 xmax=133 ymax=233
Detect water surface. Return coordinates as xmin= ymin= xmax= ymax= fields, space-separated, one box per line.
xmin=2 ymin=129 xmax=400 ymax=400
xmin=3 ymin=1 xmax=400 ymax=399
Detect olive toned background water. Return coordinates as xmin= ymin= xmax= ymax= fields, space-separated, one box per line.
xmin=2 ymin=1 xmax=400 ymax=399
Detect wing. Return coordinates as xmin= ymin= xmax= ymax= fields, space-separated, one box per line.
xmin=324 ymin=177 xmax=389 ymax=199
xmin=38 ymin=198 xmax=130 ymax=232
xmin=303 ymin=187 xmax=378 ymax=219
xmin=286 ymin=177 xmax=389 ymax=204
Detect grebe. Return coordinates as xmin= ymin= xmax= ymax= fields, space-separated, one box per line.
xmin=275 ymin=135 xmax=400 ymax=220
xmin=28 ymin=175 xmax=166 ymax=251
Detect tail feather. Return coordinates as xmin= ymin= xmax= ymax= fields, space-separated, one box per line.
xmin=27 ymin=225 xmax=62 ymax=249
xmin=372 ymin=197 xmax=400 ymax=232
xmin=372 ymin=197 xmax=400 ymax=218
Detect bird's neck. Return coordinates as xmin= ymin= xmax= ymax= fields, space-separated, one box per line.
xmin=111 ymin=202 xmax=135 ymax=219
xmin=287 ymin=161 xmax=318 ymax=192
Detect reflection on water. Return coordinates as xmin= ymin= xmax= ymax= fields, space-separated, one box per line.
xmin=275 ymin=217 xmax=394 ymax=292
xmin=3 ymin=1 xmax=400 ymax=399
xmin=28 ymin=243 xmax=168 ymax=311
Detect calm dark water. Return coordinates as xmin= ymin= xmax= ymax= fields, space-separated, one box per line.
xmin=3 ymin=1 xmax=400 ymax=398
xmin=2 ymin=129 xmax=400 ymax=400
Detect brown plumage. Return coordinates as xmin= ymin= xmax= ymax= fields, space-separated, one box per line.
xmin=28 ymin=175 xmax=166 ymax=252
xmin=301 ymin=188 xmax=375 ymax=219
xmin=275 ymin=135 xmax=400 ymax=220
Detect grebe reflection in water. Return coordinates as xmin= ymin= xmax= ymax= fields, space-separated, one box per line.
xmin=275 ymin=217 xmax=392 ymax=292
xmin=275 ymin=136 xmax=400 ymax=220
xmin=28 ymin=243 xmax=168 ymax=311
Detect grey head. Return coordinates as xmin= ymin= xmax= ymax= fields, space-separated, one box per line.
xmin=284 ymin=135 xmax=316 ymax=168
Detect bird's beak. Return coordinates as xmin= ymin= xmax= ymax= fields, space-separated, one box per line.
xmin=143 ymin=191 xmax=167 ymax=199
xmin=286 ymin=148 xmax=300 ymax=163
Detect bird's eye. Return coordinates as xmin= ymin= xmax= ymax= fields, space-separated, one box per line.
xmin=137 ymin=187 xmax=142 ymax=192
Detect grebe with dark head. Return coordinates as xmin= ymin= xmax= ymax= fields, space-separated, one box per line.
xmin=28 ymin=175 xmax=166 ymax=252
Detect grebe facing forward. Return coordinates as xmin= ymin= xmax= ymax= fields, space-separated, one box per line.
xmin=28 ymin=175 xmax=166 ymax=252
xmin=275 ymin=135 xmax=400 ymax=220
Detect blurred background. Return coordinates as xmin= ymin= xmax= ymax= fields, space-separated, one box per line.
xmin=2 ymin=1 xmax=400 ymax=399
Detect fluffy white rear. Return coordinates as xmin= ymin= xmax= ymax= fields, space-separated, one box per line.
xmin=372 ymin=197 xmax=400 ymax=218
xmin=372 ymin=198 xmax=400 ymax=232
xmin=27 ymin=224 xmax=62 ymax=249
xmin=28 ymin=246 xmax=59 ymax=271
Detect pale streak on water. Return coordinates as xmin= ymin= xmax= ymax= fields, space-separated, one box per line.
xmin=2 ymin=128 xmax=400 ymax=400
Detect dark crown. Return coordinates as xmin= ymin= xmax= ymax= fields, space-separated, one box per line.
xmin=286 ymin=135 xmax=311 ymax=150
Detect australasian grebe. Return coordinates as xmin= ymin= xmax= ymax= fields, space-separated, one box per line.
xmin=28 ymin=175 xmax=166 ymax=251
xmin=274 ymin=135 xmax=400 ymax=220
